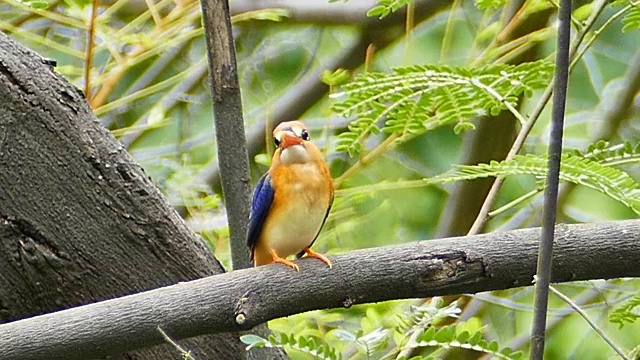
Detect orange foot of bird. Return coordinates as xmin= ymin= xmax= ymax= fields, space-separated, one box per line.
xmin=269 ymin=249 xmax=300 ymax=272
xmin=303 ymin=247 xmax=332 ymax=268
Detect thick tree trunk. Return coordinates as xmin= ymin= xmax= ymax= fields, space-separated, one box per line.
xmin=0 ymin=32 xmax=282 ymax=359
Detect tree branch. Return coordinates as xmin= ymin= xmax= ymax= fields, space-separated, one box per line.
xmin=1 ymin=220 xmax=638 ymax=360
xmin=200 ymin=0 xmax=253 ymax=270
xmin=530 ymin=1 xmax=571 ymax=356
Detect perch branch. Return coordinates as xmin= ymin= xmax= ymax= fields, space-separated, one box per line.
xmin=0 ymin=220 xmax=638 ymax=360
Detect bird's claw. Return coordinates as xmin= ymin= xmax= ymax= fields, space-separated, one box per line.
xmin=303 ymin=247 xmax=333 ymax=269
xmin=270 ymin=249 xmax=300 ymax=271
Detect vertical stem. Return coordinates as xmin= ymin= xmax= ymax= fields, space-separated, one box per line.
xmin=200 ymin=0 xmax=252 ymax=270
xmin=84 ymin=0 xmax=99 ymax=102
xmin=529 ymin=0 xmax=571 ymax=358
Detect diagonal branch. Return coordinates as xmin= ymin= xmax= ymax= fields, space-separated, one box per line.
xmin=0 ymin=220 xmax=638 ymax=360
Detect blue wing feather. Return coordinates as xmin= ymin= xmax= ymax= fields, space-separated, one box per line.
xmin=247 ymin=173 xmax=274 ymax=258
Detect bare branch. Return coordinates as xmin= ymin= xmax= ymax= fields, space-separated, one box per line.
xmin=0 ymin=220 xmax=638 ymax=360
xmin=530 ymin=0 xmax=571 ymax=357
xmin=200 ymin=0 xmax=253 ymax=270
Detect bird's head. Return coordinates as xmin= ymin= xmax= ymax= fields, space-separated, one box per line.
xmin=272 ymin=120 xmax=315 ymax=165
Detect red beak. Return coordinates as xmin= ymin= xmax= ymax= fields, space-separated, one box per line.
xmin=280 ymin=133 xmax=303 ymax=149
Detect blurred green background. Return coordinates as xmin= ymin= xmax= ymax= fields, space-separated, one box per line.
xmin=1 ymin=0 xmax=639 ymax=358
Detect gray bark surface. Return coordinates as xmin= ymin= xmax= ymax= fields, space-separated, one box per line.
xmin=0 ymin=31 xmax=271 ymax=359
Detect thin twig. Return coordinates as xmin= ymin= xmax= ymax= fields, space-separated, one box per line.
xmin=548 ymin=286 xmax=630 ymax=360
xmin=529 ymin=0 xmax=571 ymax=358
xmin=475 ymin=286 xmax=614 ymax=359
xmin=488 ymin=189 xmax=541 ymax=218
xmin=157 ymin=326 xmax=196 ymax=360
xmin=333 ymin=134 xmax=399 ymax=188
xmin=84 ymin=0 xmax=99 ymax=102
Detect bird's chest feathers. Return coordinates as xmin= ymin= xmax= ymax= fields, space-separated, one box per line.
xmin=265 ymin=163 xmax=332 ymax=256
xmin=277 ymin=163 xmax=330 ymax=204
xmin=276 ymin=164 xmax=330 ymax=221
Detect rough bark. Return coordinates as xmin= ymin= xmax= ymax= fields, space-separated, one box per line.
xmin=200 ymin=0 xmax=253 ymax=270
xmin=0 ymin=31 xmax=273 ymax=359
xmin=0 ymin=220 xmax=638 ymax=360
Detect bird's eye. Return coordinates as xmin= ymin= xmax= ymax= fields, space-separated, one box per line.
xmin=274 ymin=137 xmax=280 ymax=147
xmin=301 ymin=129 xmax=310 ymax=141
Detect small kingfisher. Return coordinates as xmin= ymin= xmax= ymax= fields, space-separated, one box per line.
xmin=247 ymin=120 xmax=334 ymax=271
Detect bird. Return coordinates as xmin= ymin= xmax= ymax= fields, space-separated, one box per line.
xmin=247 ymin=120 xmax=334 ymax=271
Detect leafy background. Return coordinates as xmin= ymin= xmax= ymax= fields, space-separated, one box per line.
xmin=1 ymin=0 xmax=639 ymax=358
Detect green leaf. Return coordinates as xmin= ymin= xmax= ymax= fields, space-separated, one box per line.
xmin=239 ymin=334 xmax=268 ymax=350
xmin=453 ymin=122 xmax=476 ymax=134
xmin=487 ymin=340 xmax=499 ymax=352
xmin=434 ymin=153 xmax=640 ymax=215
xmin=243 ymin=333 xmax=338 ymax=360
xmin=456 ymin=331 xmax=470 ymax=343
xmin=622 ymin=6 xmax=640 ymax=32
xmin=409 ymin=322 xmax=517 ymax=359
xmin=29 ymin=0 xmax=49 ymax=8
xmin=332 ymin=60 xmax=553 ymax=155
xmin=254 ymin=153 xmax=271 ymax=167
xmin=609 ymin=293 xmax=640 ymax=328
xmin=366 ymin=0 xmax=413 ymax=19
xmin=366 ymin=5 xmax=387 ymax=18
xmin=322 ymin=69 xmax=351 ymax=86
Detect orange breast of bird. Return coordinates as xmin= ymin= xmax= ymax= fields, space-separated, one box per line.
xmin=253 ymin=159 xmax=333 ymax=266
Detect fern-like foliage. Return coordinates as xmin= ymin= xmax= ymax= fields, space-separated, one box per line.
xmin=240 ymin=333 xmax=339 ymax=360
xmin=571 ymin=140 xmax=640 ymax=166
xmin=333 ymin=327 xmax=390 ymax=358
xmin=609 ymin=293 xmax=640 ymax=328
xmin=611 ymin=0 xmax=640 ymax=32
xmin=331 ymin=61 xmax=554 ymax=156
xmin=398 ymin=297 xmax=461 ymax=333
xmin=401 ymin=323 xmax=524 ymax=360
xmin=621 ymin=2 xmax=640 ymax=32
xmin=436 ymin=153 xmax=640 ymax=215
